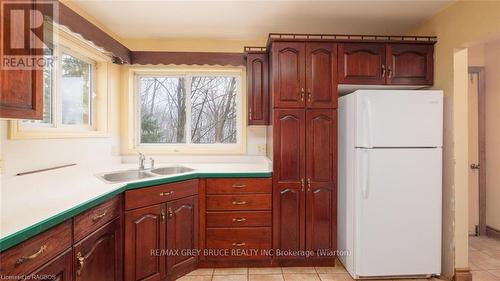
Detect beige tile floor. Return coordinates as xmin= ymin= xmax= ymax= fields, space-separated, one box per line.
xmin=176 ymin=260 xmax=441 ymax=281
xmin=469 ymin=235 xmax=500 ymax=281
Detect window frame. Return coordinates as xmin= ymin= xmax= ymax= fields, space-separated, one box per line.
xmin=127 ymin=66 xmax=247 ymax=154
xmin=9 ymin=27 xmax=111 ymax=139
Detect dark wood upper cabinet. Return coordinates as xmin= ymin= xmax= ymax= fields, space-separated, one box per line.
xmin=125 ymin=204 xmax=165 ymax=281
xmin=247 ymin=53 xmax=270 ymax=125
xmin=0 ymin=0 xmax=44 ymax=119
xmin=338 ymin=43 xmax=386 ymax=85
xmin=74 ymin=218 xmax=122 ymax=281
xmin=305 ymin=110 xmax=337 ymax=255
xmin=306 ymin=43 xmax=338 ymax=109
xmin=271 ymin=42 xmax=306 ymax=108
xmin=24 ymin=250 xmax=73 ymax=281
xmin=166 ymin=196 xmax=198 ymax=280
xmin=386 ymin=44 xmax=434 ymax=85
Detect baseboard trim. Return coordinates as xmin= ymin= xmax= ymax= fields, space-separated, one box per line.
xmin=486 ymin=225 xmax=500 ymax=240
xmin=454 ymin=268 xmax=472 ymax=281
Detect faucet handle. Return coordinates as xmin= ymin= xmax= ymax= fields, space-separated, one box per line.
xmin=150 ymin=157 xmax=155 ymax=169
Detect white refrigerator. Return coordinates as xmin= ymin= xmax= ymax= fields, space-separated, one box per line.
xmin=338 ymin=90 xmax=443 ymax=278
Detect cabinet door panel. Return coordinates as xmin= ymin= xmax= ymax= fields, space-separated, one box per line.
xmin=247 ymin=53 xmax=270 ymax=125
xmin=273 ymin=109 xmax=305 ymax=183
xmin=273 ymin=186 xmax=305 ymax=256
xmin=166 ymin=196 xmax=198 ymax=280
xmin=272 ymin=42 xmax=305 ymax=108
xmin=125 ymin=205 xmax=165 ymax=281
xmin=306 ymin=43 xmax=337 ymax=109
xmin=273 ymin=109 xmax=306 ymax=257
xmin=386 ymin=44 xmax=433 ymax=85
xmin=306 ymin=110 xmax=336 ymax=254
xmin=74 ymin=218 xmax=122 ymax=281
xmin=338 ymin=43 xmax=386 ymax=85
xmin=24 ymin=249 xmax=73 ymax=281
xmin=0 ymin=0 xmax=43 ymax=119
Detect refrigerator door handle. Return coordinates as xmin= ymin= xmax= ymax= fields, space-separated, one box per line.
xmin=362 ymin=150 xmax=370 ymax=199
xmin=363 ymin=99 xmax=374 ymax=148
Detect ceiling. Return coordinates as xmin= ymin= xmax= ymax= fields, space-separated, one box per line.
xmin=72 ymin=0 xmax=454 ymax=41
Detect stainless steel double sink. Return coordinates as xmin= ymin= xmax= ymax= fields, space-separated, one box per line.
xmin=97 ymin=166 xmax=194 ymax=183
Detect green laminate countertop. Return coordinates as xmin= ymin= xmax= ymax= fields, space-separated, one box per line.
xmin=0 ymin=166 xmax=272 ymax=252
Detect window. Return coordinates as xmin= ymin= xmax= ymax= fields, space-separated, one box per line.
xmin=136 ymin=73 xmax=241 ymax=148
xmin=20 ymin=47 xmax=95 ymax=130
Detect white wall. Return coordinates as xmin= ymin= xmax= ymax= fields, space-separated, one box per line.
xmin=0 ymin=122 xmax=121 ymax=177
xmin=484 ymin=38 xmax=500 ymax=231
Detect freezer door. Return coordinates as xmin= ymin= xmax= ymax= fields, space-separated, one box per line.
xmin=355 ymin=148 xmax=442 ymax=277
xmin=355 ymin=90 xmax=443 ymax=148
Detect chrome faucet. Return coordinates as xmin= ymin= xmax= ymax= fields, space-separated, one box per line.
xmin=138 ymin=152 xmax=146 ymax=170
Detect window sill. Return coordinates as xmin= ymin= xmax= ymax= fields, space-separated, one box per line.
xmin=9 ymin=122 xmax=110 ymax=140
xmin=124 ymin=144 xmax=246 ymax=155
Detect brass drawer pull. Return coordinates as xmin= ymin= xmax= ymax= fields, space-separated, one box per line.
xmin=231 ymin=184 xmax=247 ymax=189
xmin=161 ymin=209 xmax=166 ymax=223
xmin=232 ymin=218 xmax=247 ymax=222
xmin=160 ymin=191 xmax=175 ymax=196
xmin=168 ymin=207 xmax=174 ymax=219
xmin=16 ymin=245 xmax=47 ymax=265
xmin=76 ymin=252 xmax=85 ymax=276
xmin=92 ymin=211 xmax=108 ymax=222
xmin=232 ymin=242 xmax=246 ymax=247
xmin=232 ymin=201 xmax=247 ymax=205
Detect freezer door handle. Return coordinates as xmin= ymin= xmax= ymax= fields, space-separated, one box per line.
xmin=363 ymin=98 xmax=374 ymax=148
xmin=362 ymin=150 xmax=371 ymax=199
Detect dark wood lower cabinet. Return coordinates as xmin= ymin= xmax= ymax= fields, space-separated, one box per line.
xmin=124 ymin=204 xmax=165 ymax=281
xmin=23 ymin=249 xmax=73 ymax=281
xmin=273 ymin=185 xmax=305 ymax=259
xmin=74 ymin=218 xmax=122 ymax=281
xmin=124 ymin=195 xmax=199 ymax=281
xmin=166 ymin=196 xmax=199 ymax=280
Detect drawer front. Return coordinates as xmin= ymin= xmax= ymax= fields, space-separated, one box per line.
xmin=207 ymin=178 xmax=272 ymax=194
xmin=206 ymin=227 xmax=271 ymax=258
xmin=206 ymin=194 xmax=271 ymax=211
xmin=125 ymin=179 xmax=198 ymax=210
xmin=0 ymin=221 xmax=72 ymax=277
xmin=74 ymin=196 xmax=121 ymax=242
xmin=206 ymin=211 xmax=272 ymax=227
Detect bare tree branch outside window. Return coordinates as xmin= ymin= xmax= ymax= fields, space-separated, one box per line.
xmin=139 ymin=75 xmax=238 ymax=145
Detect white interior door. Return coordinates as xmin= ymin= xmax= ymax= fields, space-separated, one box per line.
xmin=468 ymin=73 xmax=480 ymax=235
xmin=355 ymin=148 xmax=442 ymax=277
xmin=355 ymin=90 xmax=443 ymax=148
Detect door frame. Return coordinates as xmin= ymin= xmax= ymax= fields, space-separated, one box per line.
xmin=468 ymin=66 xmax=486 ymax=235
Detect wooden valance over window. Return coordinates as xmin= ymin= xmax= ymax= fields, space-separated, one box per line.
xmin=130 ymin=52 xmax=245 ymax=66
xmin=56 ymin=2 xmax=131 ymax=63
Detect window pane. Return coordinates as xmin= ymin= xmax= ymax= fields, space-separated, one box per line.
xmin=190 ymin=76 xmax=237 ymax=144
xmin=21 ymin=48 xmax=53 ymax=125
xmin=139 ymin=77 xmax=186 ymax=143
xmin=61 ymin=53 xmax=92 ymax=125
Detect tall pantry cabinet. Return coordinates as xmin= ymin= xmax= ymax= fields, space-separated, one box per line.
xmin=271 ymin=41 xmax=338 ymax=262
